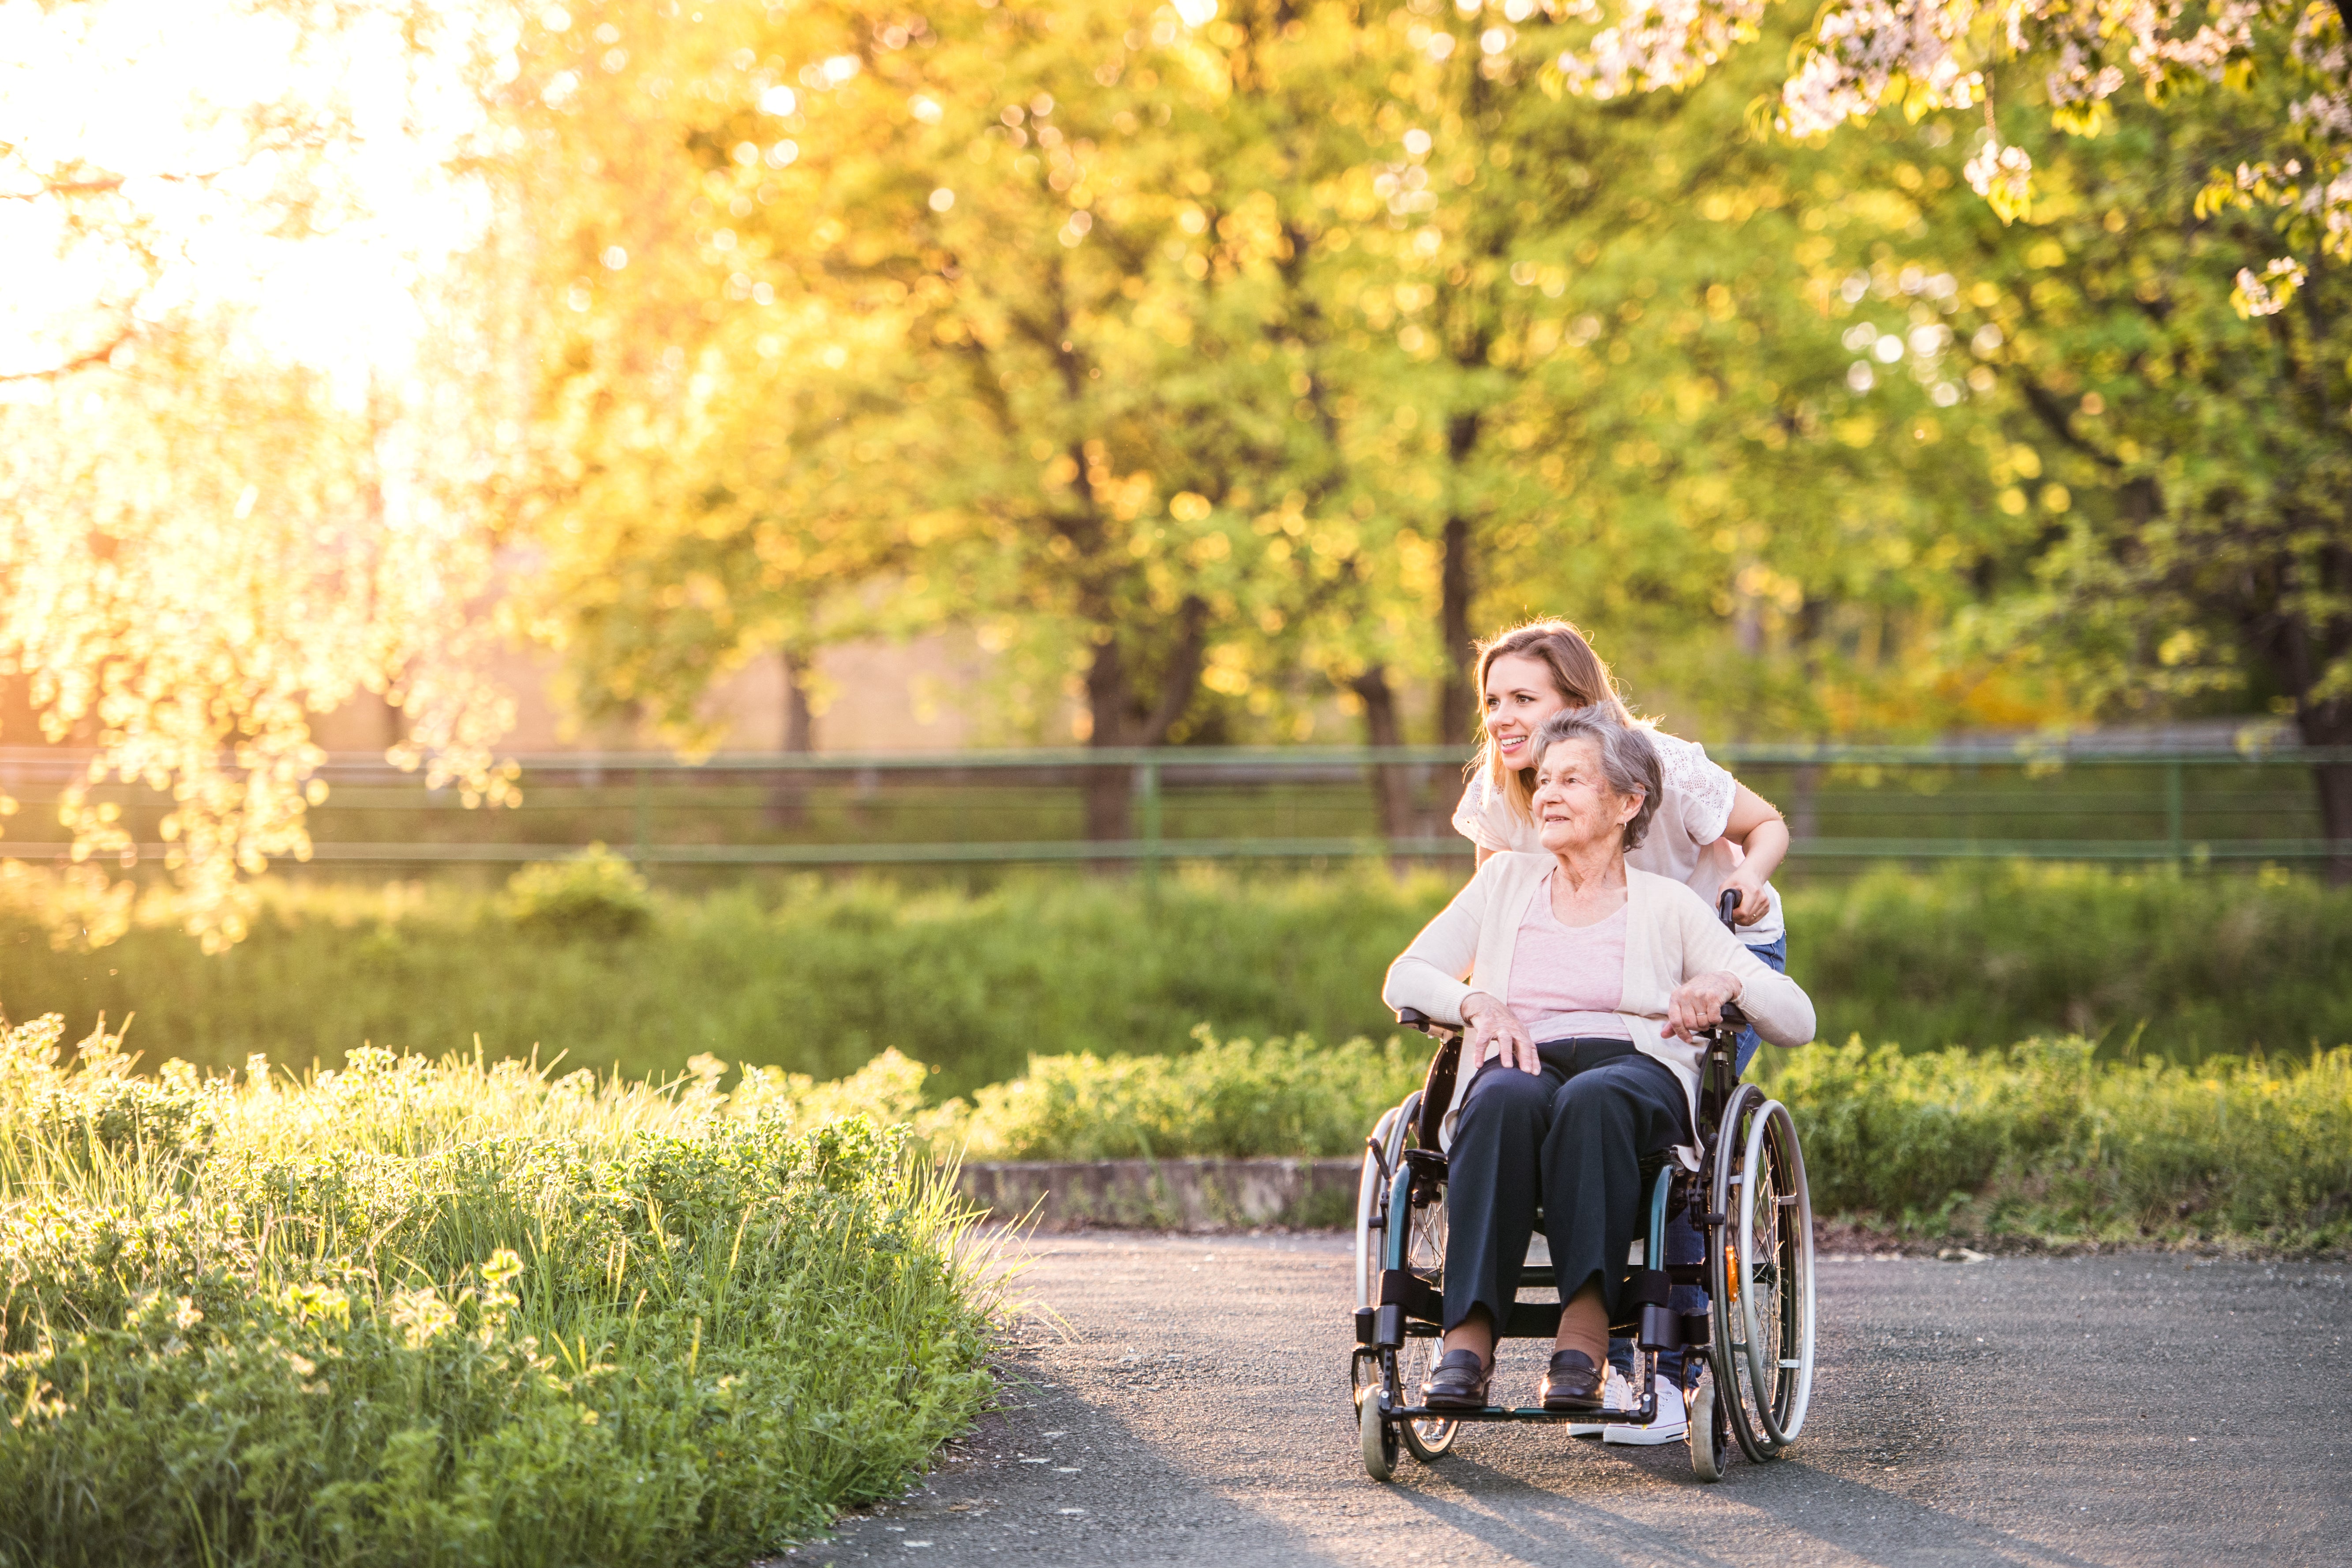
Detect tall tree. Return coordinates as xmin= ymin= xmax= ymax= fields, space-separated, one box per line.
xmin=493 ymin=0 xmax=1404 ymax=836
xmin=0 ymin=0 xmax=511 ymax=946
xmin=1920 ymin=72 xmax=2352 ymax=874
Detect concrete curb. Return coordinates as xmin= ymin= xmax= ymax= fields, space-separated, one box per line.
xmin=957 ymin=1157 xmax=1362 ymax=1231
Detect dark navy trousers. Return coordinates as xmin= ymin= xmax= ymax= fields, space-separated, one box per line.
xmin=1440 ymin=1037 xmax=1689 ymax=1337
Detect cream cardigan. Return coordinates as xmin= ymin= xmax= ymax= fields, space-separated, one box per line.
xmin=1381 ymin=853 xmax=1816 ymax=1161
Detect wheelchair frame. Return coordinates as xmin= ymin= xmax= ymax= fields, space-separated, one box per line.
xmin=1349 ymin=895 xmax=1817 ymax=1483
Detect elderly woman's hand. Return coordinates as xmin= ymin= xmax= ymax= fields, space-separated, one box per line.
xmin=1662 ymin=971 xmax=1744 ymax=1043
xmin=1461 ymin=991 xmax=1541 ymax=1074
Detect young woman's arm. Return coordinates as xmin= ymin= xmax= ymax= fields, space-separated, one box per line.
xmin=1473 ymin=846 xmax=1493 ymax=871
xmin=1719 ymin=782 xmax=1790 ymax=926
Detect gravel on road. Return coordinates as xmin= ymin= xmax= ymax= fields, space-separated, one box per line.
xmin=794 ymin=1232 xmax=2349 ymax=1567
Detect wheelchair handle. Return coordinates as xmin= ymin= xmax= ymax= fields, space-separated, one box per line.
xmin=1714 ymin=891 xmax=1752 ymax=1032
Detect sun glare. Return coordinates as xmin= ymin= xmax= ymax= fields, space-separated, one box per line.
xmin=0 ymin=0 xmax=487 ymax=397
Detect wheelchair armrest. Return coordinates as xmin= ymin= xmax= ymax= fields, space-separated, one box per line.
xmin=1394 ymin=1006 xmax=1458 ymax=1040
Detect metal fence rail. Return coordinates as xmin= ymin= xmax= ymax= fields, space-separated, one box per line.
xmin=2 ymin=741 xmax=2344 ymax=874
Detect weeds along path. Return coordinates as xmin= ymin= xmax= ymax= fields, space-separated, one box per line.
xmin=0 ymin=1021 xmax=1001 ymax=1566
xmin=805 ymin=1233 xmax=2350 ymax=1567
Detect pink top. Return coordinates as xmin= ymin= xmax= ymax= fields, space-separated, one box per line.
xmin=1505 ymin=874 xmax=1633 ymax=1041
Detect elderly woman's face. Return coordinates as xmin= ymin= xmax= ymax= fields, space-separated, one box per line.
xmin=1531 ymin=737 xmax=1639 ymax=856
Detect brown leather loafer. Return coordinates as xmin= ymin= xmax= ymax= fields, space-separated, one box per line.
xmin=1540 ymin=1349 xmax=1604 ymax=1411
xmin=1421 ymin=1349 xmax=1491 ymax=1411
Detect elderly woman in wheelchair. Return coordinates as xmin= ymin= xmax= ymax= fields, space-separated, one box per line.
xmin=1360 ymin=706 xmax=1818 ymax=1480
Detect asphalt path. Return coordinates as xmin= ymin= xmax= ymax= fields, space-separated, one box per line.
xmin=790 ymin=1232 xmax=2350 ymax=1568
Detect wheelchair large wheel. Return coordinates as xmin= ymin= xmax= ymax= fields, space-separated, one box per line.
xmin=1354 ymin=1094 xmax=1417 ymax=1311
xmin=1706 ymin=1085 xmax=1775 ymax=1463
xmin=1708 ymin=1087 xmax=1816 ymax=1461
xmin=1734 ymin=1098 xmax=1815 ymax=1450
xmin=1393 ymin=1186 xmax=1458 ymax=1462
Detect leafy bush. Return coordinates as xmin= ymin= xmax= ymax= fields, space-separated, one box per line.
xmin=1760 ymin=1037 xmax=2352 ymax=1246
xmin=1795 ymin=861 xmax=2352 ymax=1056
xmin=8 ymin=863 xmax=2351 ymax=1095
xmin=0 ymin=1016 xmax=999 ymax=1568
xmin=938 ymin=1026 xmax=1426 ymax=1160
xmin=502 ymin=845 xmax=655 ymax=939
xmin=878 ymin=1029 xmax=2349 ymax=1249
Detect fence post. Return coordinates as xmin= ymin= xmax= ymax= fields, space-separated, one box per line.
xmin=2165 ymin=757 xmax=2184 ymax=871
xmin=1139 ymin=755 xmax=1162 ymax=898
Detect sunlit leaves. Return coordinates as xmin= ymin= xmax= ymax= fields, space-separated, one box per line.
xmin=0 ymin=328 xmax=512 ymax=948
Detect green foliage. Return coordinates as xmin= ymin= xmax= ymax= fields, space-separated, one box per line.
xmin=1761 ymin=1038 xmax=2352 ymax=1249
xmin=503 ymin=845 xmax=657 ymax=939
xmin=928 ymin=1027 xmax=2351 ymax=1248
xmin=7 ymin=866 xmax=2350 ymax=1099
xmin=0 ymin=1016 xmax=998 ymax=1568
xmin=1813 ymin=46 xmax=2352 ymax=823
xmin=1793 ymin=861 xmax=2352 ymax=1056
xmin=493 ymin=0 xmax=2039 ymax=769
xmin=940 ymin=1025 xmax=1425 ymax=1160
xmin=833 ymin=1024 xmax=2348 ymax=1248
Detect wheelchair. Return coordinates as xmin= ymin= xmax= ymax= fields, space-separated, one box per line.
xmin=1349 ymin=893 xmax=1816 ymax=1482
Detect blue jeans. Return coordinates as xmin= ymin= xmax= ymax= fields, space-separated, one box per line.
xmin=1613 ymin=935 xmax=1788 ymax=1391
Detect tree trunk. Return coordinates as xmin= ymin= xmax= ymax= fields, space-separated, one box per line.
xmin=2297 ymin=696 xmax=2352 ymax=886
xmin=1352 ymin=665 xmax=1415 ymax=850
xmin=2315 ymin=761 xmax=2352 ymax=887
xmin=1080 ymin=600 xmax=1209 ymax=861
xmin=1437 ymin=408 xmax=1483 ymax=745
xmin=765 ymin=647 xmax=817 ymax=827
xmin=1082 ymin=632 xmax=1133 ymax=846
xmin=1438 ymin=511 xmax=1475 ymax=745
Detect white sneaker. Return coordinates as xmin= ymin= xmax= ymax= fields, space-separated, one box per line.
xmin=1603 ymin=1377 xmax=1689 ymax=1445
xmin=1565 ymin=1368 xmax=1635 ymax=1437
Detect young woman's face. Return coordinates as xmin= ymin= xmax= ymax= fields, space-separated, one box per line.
xmin=1483 ymin=652 xmax=1571 ymax=769
xmin=1531 ymin=737 xmax=1639 ymax=856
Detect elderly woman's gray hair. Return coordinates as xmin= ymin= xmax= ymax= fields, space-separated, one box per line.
xmin=1529 ymin=706 xmax=1663 ymax=850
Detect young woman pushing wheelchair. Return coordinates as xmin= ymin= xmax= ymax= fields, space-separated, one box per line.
xmin=1381 ymin=707 xmax=1816 ymax=1427
xmin=1446 ymin=619 xmax=1798 ymax=1442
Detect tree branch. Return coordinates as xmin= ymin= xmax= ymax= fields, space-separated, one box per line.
xmin=0 ymin=321 xmax=137 ymax=383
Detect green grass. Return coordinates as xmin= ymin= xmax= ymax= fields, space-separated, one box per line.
xmin=0 ymin=1015 xmax=1001 ymax=1568
xmin=5 ymin=861 xmax=2348 ymax=1096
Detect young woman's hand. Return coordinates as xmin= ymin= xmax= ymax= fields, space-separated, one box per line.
xmin=1721 ymin=864 xmax=1773 ymax=926
xmin=1718 ymin=784 xmax=1790 ymax=928
xmin=1461 ymin=992 xmax=1540 ymax=1074
xmin=1663 ymin=971 xmax=1743 ymax=1043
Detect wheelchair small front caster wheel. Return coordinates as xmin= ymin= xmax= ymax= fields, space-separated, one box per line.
xmin=1688 ymin=1368 xmax=1728 ymax=1483
xmin=1361 ymin=1392 xmax=1399 ymax=1482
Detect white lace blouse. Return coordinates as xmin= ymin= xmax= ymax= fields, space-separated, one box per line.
xmin=1449 ymin=729 xmax=1785 ymax=943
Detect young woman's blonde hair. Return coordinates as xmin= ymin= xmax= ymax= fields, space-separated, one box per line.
xmin=1471 ymin=618 xmax=1638 ymax=824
